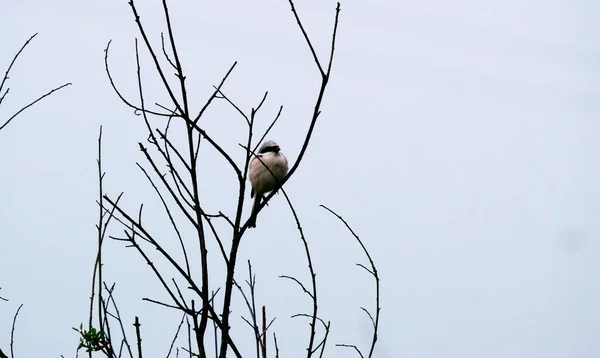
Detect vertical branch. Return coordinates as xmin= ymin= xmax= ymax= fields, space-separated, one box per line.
xmin=159 ymin=3 xmax=216 ymax=353
xmin=233 ymin=261 xmax=260 ymax=358
xmin=186 ymin=96 xmax=210 ymax=358
xmin=279 ymin=189 xmax=319 ymax=358
xmin=9 ymin=304 xmax=23 ymax=358
xmin=128 ymin=17 xmax=210 ymax=355
xmin=87 ymin=127 xmax=121 ymax=358
xmin=134 ymin=317 xmax=143 ymax=358
xmin=273 ymin=333 xmax=280 ymax=358
xmin=261 ymin=306 xmax=267 ymax=358
xmin=160 ymin=0 xmax=189 ymax=117
xmin=96 ymin=127 xmax=105 ymax=335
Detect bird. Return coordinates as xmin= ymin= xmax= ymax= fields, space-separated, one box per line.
xmin=248 ymin=140 xmax=289 ymax=228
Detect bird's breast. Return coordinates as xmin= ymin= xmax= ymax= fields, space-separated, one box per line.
xmin=249 ymin=153 xmax=288 ymax=195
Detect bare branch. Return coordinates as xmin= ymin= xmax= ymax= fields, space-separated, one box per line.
xmin=103 ymin=283 xmax=135 ymax=358
xmin=127 ymin=0 xmax=184 ymax=115
xmin=241 ymin=1 xmax=342 ymax=231
xmin=166 ymin=313 xmax=187 ymax=358
xmin=279 ymin=188 xmax=320 ymax=358
xmin=0 ymin=82 xmax=71 ymax=133
xmin=104 ymin=40 xmax=173 ymax=117
xmin=193 ymin=62 xmax=237 ymax=124
xmin=286 ymin=2 xmax=325 ymax=76
xmin=279 ymin=275 xmax=313 ymax=299
xmin=10 ymin=304 xmax=23 ymax=358
xmin=335 ymin=344 xmax=364 ymax=358
xmin=252 ymin=105 xmax=284 ymax=155
xmin=1 ymin=33 xmax=37 ymax=106
xmin=273 ymin=333 xmax=279 ymax=358
xmin=321 ymin=205 xmax=380 ymax=358
xmin=134 ymin=317 xmax=143 ymax=358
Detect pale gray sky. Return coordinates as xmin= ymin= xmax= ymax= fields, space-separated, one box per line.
xmin=1 ymin=1 xmax=599 ymax=357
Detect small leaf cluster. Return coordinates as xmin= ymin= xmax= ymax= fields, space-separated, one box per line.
xmin=72 ymin=323 xmax=108 ymax=353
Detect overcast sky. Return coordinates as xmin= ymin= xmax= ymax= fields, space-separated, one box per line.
xmin=1 ymin=1 xmax=599 ymax=357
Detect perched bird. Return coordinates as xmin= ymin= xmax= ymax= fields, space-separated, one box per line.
xmin=248 ymin=140 xmax=289 ymax=228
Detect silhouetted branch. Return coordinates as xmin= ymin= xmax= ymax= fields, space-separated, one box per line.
xmin=89 ymin=127 xmax=123 ymax=358
xmin=133 ymin=317 xmax=143 ymax=358
xmin=193 ymin=62 xmax=237 ymax=124
xmin=99 ymin=2 xmax=346 ymax=358
xmin=279 ymin=188 xmax=320 ymax=358
xmin=1 ymin=33 xmax=70 ymax=131
xmin=103 ymin=283 xmax=134 ymax=358
xmin=0 ymin=83 xmax=71 ymax=132
xmin=104 ymin=41 xmax=173 ymax=117
xmin=10 ymin=304 xmax=23 ymax=358
xmin=233 ymin=261 xmax=268 ymax=358
xmin=335 ymin=344 xmax=364 ymax=358
xmin=273 ymin=333 xmax=279 ymax=358
xmin=102 ymin=196 xmax=243 ymax=358
xmin=321 ymin=205 xmax=380 ymax=358
xmin=166 ymin=313 xmax=187 ymax=358
xmin=241 ymin=1 xmax=342 ymax=231
xmin=0 ymin=33 xmax=38 ymax=104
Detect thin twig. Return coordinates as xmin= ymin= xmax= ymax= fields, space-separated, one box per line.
xmin=104 ymin=41 xmax=173 ymax=117
xmin=335 ymin=344 xmax=364 ymax=358
xmin=104 ymin=283 xmax=134 ymax=358
xmin=1 ymin=33 xmax=37 ymax=106
xmin=240 ymin=1 xmax=342 ymax=232
xmin=287 ymin=1 xmax=324 ymax=76
xmin=10 ymin=304 xmax=23 ymax=358
xmin=102 ymin=196 xmax=243 ymax=358
xmin=252 ymin=105 xmax=284 ymax=155
xmin=166 ymin=313 xmax=186 ymax=358
xmin=279 ymin=188 xmax=319 ymax=358
xmin=0 ymin=82 xmax=71 ymax=132
xmin=273 ymin=333 xmax=279 ymax=358
xmin=321 ymin=205 xmax=380 ymax=358
xmin=233 ymin=261 xmax=261 ymax=358
xmin=193 ymin=62 xmax=237 ymax=124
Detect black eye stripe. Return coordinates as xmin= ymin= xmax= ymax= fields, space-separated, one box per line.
xmin=259 ymin=145 xmax=279 ymax=153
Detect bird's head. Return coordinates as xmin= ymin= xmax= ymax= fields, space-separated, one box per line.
xmin=258 ymin=140 xmax=281 ymax=154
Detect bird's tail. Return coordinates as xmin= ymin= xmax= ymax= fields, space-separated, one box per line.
xmin=248 ymin=195 xmax=261 ymax=228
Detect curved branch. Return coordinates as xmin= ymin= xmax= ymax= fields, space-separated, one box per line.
xmin=10 ymin=304 xmax=23 ymax=358
xmin=104 ymin=40 xmax=173 ymax=118
xmin=279 ymin=188 xmax=320 ymax=358
xmin=320 ymin=205 xmax=380 ymax=358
